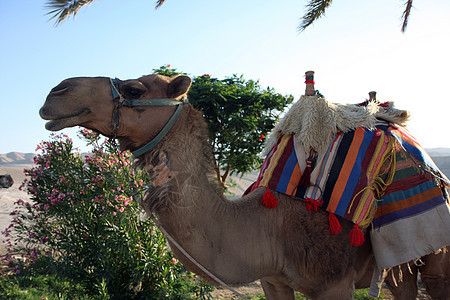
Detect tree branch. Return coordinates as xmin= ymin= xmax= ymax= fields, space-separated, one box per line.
xmin=401 ymin=0 xmax=413 ymax=33
xmin=212 ymin=155 xmax=225 ymax=191
xmin=221 ymin=165 xmax=231 ymax=185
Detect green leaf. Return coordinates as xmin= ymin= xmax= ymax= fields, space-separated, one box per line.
xmin=299 ymin=0 xmax=333 ymax=32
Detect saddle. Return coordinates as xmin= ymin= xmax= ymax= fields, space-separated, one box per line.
xmin=247 ymin=72 xmax=450 ymax=273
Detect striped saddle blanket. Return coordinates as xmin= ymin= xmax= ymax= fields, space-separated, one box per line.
xmin=247 ymin=122 xmax=450 ymax=269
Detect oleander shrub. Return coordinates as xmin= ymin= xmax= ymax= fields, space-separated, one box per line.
xmin=1 ymin=130 xmax=212 ymax=299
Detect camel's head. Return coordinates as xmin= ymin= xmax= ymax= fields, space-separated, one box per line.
xmin=40 ymin=74 xmax=192 ymax=151
xmin=0 ymin=174 xmax=14 ymax=188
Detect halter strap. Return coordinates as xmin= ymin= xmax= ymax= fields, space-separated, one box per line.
xmin=110 ymin=78 xmax=185 ymax=107
xmin=109 ymin=77 xmax=187 ymax=157
xmin=131 ymin=104 xmax=184 ymax=157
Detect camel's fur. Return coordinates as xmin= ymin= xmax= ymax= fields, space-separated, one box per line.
xmin=40 ymin=74 xmax=446 ymax=300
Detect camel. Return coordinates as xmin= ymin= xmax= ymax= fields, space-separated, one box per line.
xmin=0 ymin=174 xmax=13 ymax=189
xmin=39 ymin=74 xmax=449 ymax=299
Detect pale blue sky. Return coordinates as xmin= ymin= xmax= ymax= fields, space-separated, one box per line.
xmin=1 ymin=0 xmax=449 ymax=153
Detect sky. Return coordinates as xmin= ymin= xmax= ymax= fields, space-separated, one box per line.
xmin=1 ymin=0 xmax=450 ymax=154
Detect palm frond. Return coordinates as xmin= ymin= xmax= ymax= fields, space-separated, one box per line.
xmin=46 ymin=0 xmax=167 ymax=24
xmin=299 ymin=0 xmax=333 ymax=32
xmin=401 ymin=0 xmax=413 ymax=33
xmin=155 ymin=0 xmax=166 ymax=9
xmin=45 ymin=0 xmax=95 ymax=25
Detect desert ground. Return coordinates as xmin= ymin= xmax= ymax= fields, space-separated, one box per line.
xmin=0 ymin=165 xmax=32 ymax=255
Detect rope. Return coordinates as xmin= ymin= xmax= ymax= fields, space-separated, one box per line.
xmin=346 ymin=139 xmax=397 ymax=228
xmin=107 ymin=138 xmax=248 ymax=300
xmin=110 ymin=78 xmax=125 ymax=103
xmin=149 ymin=214 xmax=248 ymax=300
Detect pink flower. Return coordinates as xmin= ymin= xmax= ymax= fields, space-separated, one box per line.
xmin=171 ymin=258 xmax=178 ymax=264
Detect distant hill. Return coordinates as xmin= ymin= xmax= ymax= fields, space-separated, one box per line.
xmin=431 ymin=156 xmax=450 ymax=179
xmin=0 ymin=152 xmax=35 ymax=165
xmin=426 ymin=148 xmax=450 ymax=157
xmin=1 ymin=151 xmax=450 ymax=179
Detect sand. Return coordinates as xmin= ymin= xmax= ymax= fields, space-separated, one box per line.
xmin=0 ymin=166 xmax=33 ymax=253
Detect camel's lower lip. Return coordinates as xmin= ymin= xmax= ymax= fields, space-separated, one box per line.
xmin=44 ymin=109 xmax=91 ymax=131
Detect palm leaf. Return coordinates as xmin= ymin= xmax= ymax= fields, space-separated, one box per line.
xmin=299 ymin=0 xmax=333 ymax=32
xmin=45 ymin=0 xmax=166 ymax=25
xmin=45 ymin=0 xmax=95 ymax=25
xmin=401 ymin=0 xmax=413 ymax=33
xmin=155 ymin=0 xmax=166 ymax=9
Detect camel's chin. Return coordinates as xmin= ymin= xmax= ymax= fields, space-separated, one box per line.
xmin=42 ymin=109 xmax=91 ymax=131
xmin=45 ymin=119 xmax=76 ymax=131
xmin=45 ymin=115 xmax=91 ymax=131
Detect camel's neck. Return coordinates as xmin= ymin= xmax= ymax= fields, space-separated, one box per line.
xmin=136 ymin=105 xmax=280 ymax=284
xmin=138 ymin=105 xmax=222 ymax=212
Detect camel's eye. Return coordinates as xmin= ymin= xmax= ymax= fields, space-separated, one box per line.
xmin=125 ymin=87 xmax=145 ymax=98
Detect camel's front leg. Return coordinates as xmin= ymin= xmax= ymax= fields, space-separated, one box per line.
xmin=260 ymin=277 xmax=295 ymax=300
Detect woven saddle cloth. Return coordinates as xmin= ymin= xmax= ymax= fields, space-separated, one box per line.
xmin=248 ymin=95 xmax=450 ymax=270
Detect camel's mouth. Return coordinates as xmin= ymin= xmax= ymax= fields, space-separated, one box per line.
xmin=41 ymin=108 xmax=91 ymax=131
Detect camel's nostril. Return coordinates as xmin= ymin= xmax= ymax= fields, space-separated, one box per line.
xmin=50 ymin=86 xmax=70 ymax=96
xmin=50 ymin=83 xmax=72 ymax=96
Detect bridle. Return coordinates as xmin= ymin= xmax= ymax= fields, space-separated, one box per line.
xmin=109 ymin=77 xmax=188 ymax=157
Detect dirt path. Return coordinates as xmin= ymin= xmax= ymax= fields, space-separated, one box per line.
xmin=210 ymin=282 xmax=432 ymax=299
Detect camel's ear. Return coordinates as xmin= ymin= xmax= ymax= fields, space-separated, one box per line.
xmin=168 ymin=75 xmax=192 ymax=98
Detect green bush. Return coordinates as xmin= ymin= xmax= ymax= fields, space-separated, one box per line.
xmin=1 ymin=131 xmax=212 ymax=299
xmin=153 ymin=65 xmax=294 ymax=186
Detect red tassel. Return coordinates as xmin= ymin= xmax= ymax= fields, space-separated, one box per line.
xmin=305 ymin=198 xmax=323 ymax=213
xmin=261 ymin=187 xmax=278 ymax=209
xmin=328 ymin=213 xmax=342 ymax=235
xmin=349 ymin=223 xmax=365 ymax=247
